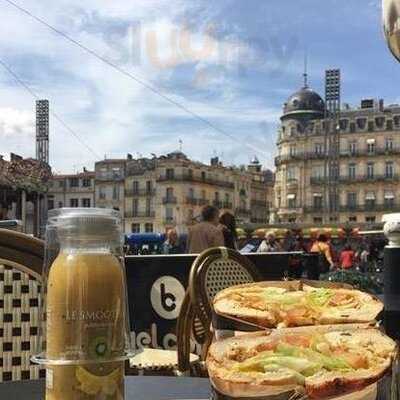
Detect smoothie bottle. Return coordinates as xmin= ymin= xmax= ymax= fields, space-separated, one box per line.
xmin=32 ymin=208 xmax=131 ymax=400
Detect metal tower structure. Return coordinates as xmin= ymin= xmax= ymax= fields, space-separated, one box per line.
xmin=36 ymin=99 xmax=49 ymax=164
xmin=324 ymin=69 xmax=341 ymax=222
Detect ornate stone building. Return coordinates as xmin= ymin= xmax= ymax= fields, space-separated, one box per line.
xmin=274 ymin=80 xmax=400 ymax=225
xmin=48 ymin=169 xmax=95 ymax=210
xmin=124 ymin=151 xmax=273 ymax=234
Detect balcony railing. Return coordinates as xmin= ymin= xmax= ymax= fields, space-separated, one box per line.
xmin=186 ymin=197 xmax=198 ymax=205
xmin=275 ymin=147 xmax=400 ymax=166
xmin=96 ymin=172 xmax=124 ymax=181
xmin=223 ymin=201 xmax=233 ymax=209
xmin=311 ymin=174 xmax=400 ymax=185
xmin=163 ymin=218 xmax=176 ymax=225
xmin=162 ymin=196 xmax=177 ymax=204
xmin=125 ymin=188 xmax=156 ymax=197
xmin=157 ymin=173 xmax=234 ymax=189
xmin=125 ymin=210 xmax=155 ymax=218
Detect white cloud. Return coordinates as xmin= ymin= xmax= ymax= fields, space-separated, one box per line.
xmin=0 ymin=0 xmax=281 ymax=172
xmin=0 ymin=107 xmax=34 ymax=137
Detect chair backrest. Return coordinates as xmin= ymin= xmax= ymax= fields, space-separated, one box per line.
xmin=190 ymin=247 xmax=261 ymax=329
xmin=0 ymin=229 xmax=45 ymax=382
xmin=176 ymin=247 xmax=261 ymax=375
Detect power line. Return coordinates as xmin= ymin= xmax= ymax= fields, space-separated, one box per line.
xmin=2 ymin=0 xmax=269 ymax=159
xmin=0 ymin=58 xmax=101 ymax=160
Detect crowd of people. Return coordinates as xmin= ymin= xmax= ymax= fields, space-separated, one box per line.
xmin=152 ymin=204 xmax=386 ymax=277
xmin=255 ymin=228 xmax=385 ymax=276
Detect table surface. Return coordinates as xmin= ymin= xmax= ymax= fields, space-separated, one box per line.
xmin=0 ymin=376 xmax=211 ymax=400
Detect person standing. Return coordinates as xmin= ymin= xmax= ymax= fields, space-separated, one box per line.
xmin=219 ymin=212 xmax=237 ymax=250
xmin=163 ymin=228 xmax=182 ymax=254
xmin=310 ymin=234 xmax=334 ymax=276
xmin=187 ymin=205 xmax=224 ymax=253
xmin=257 ymin=231 xmax=282 ymax=253
xmin=339 ymin=244 xmax=355 ymax=270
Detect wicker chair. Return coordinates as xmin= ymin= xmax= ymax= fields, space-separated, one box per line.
xmin=0 ymin=229 xmax=45 ymax=382
xmin=176 ymin=247 xmax=261 ymax=375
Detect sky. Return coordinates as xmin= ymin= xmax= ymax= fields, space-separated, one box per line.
xmin=0 ymin=0 xmax=398 ymax=173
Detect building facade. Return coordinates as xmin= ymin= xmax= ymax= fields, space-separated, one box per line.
xmin=124 ymin=151 xmax=273 ymax=234
xmin=94 ymin=159 xmax=126 ymax=214
xmin=48 ymin=169 xmax=95 ymax=210
xmin=274 ymin=81 xmax=400 ymax=225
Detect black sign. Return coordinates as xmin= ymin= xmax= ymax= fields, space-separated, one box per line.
xmin=125 ymin=253 xmax=292 ymax=352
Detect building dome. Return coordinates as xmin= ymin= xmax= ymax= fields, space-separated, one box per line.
xmin=283 ymin=87 xmax=325 ymax=119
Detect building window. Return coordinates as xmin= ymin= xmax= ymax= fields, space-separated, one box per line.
xmin=313 ymin=217 xmax=323 ymax=224
xmin=289 ymin=145 xmax=296 ymax=156
xmin=188 ymin=188 xmax=194 ymax=199
xmin=312 ymin=165 xmax=324 ymax=178
xmin=201 ymin=190 xmax=206 ymax=200
xmin=339 ymin=119 xmax=348 ymax=131
xmin=287 ymin=167 xmax=296 ymax=181
xmin=48 ymin=199 xmax=54 ymax=210
xmin=131 ymin=223 xmax=140 ymax=233
xmin=82 ymin=198 xmax=91 ymax=208
xmin=201 ymin=171 xmax=206 ymax=181
xmin=394 ymin=115 xmax=400 ymax=127
xmin=387 ymin=120 xmax=393 ymax=131
xmin=166 ymin=187 xmax=174 ymax=200
xmin=166 ymin=168 xmax=175 ymax=179
xmin=375 ymin=117 xmax=385 ymax=128
xmin=99 ymin=186 xmax=106 ymax=200
xmin=367 ymin=162 xmax=374 ymax=179
xmin=349 ymin=216 xmax=357 ymax=222
xmin=349 ymin=142 xmax=357 ymax=155
xmin=132 ymin=181 xmax=139 ymax=194
xmin=146 ymin=180 xmax=152 ymax=194
xmin=82 ymin=178 xmax=91 ymax=187
xmin=58 ymin=201 xmax=63 ymax=208
xmin=188 ymin=169 xmax=193 ymax=179
xmin=386 ymin=162 xmax=394 ymax=178
xmin=144 ymin=223 xmax=153 ymax=233
xmin=366 ymin=216 xmax=376 ymax=224
xmin=367 ymin=140 xmax=375 ymax=154
xmin=385 ymin=192 xmax=395 ymax=207
xmin=348 ymin=164 xmax=356 ymax=179
xmin=347 ymin=192 xmax=357 ymax=209
xmin=365 ymin=192 xmax=376 ymax=209
xmin=113 ymin=185 xmax=119 ymax=200
xmin=313 ymin=194 xmax=323 ymax=209
xmin=287 ymin=194 xmax=296 ymax=209
xmin=356 ymin=118 xmax=366 ymax=130
xmin=314 ymin=143 xmax=323 ymax=155
xmin=132 ymin=199 xmax=139 ymax=217
xmin=58 ymin=180 xmax=64 ymax=188
xmin=386 ymin=138 xmax=394 ymax=151
xmin=165 ymin=207 xmax=173 ymax=222
xmin=70 ymin=198 xmax=79 ymax=207
xmin=146 ymin=198 xmax=151 ymax=216
xmin=69 ymin=177 xmax=79 ymax=187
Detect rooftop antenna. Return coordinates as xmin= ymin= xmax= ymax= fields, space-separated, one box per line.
xmin=303 ymin=51 xmax=308 ymax=88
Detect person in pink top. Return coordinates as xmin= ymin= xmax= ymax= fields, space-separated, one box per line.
xmin=339 ymin=244 xmax=355 ymax=270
